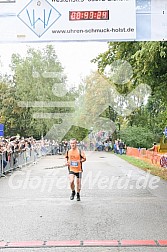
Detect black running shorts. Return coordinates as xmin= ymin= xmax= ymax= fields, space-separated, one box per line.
xmin=69 ymin=171 xmax=82 ymax=178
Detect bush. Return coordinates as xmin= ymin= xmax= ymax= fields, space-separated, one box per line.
xmin=120 ymin=126 xmax=155 ymax=149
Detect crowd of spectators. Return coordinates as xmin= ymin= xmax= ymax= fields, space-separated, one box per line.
xmin=0 ymin=132 xmax=126 ymax=174
xmin=0 ymin=136 xmax=89 ymax=172
xmin=89 ymin=130 xmax=126 ymax=154
xmin=0 ymin=136 xmax=40 ymax=170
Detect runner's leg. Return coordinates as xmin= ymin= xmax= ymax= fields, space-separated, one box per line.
xmin=76 ymin=175 xmax=82 ymax=201
xmin=76 ymin=176 xmax=82 ymax=193
xmin=69 ymin=174 xmax=75 ymax=200
xmin=69 ymin=174 xmax=75 ymax=191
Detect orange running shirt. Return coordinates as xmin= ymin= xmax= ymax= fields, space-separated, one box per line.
xmin=65 ymin=148 xmax=86 ymax=173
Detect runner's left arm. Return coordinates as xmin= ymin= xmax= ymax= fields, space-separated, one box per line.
xmin=81 ymin=151 xmax=86 ymax=163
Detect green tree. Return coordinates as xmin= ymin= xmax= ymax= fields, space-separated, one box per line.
xmin=1 ymin=45 xmax=70 ymax=138
xmin=92 ymin=41 xmax=167 ymax=143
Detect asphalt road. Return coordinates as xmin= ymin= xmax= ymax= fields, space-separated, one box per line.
xmin=0 ymin=151 xmax=167 ymax=252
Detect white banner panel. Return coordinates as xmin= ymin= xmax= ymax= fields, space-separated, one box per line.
xmin=1 ymin=0 xmax=167 ymax=42
xmin=0 ymin=0 xmax=136 ymax=42
xmin=151 ymin=0 xmax=167 ymax=40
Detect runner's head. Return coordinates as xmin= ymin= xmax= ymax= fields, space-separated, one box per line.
xmin=70 ymin=138 xmax=77 ymax=150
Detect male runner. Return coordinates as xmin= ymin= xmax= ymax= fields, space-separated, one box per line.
xmin=65 ymin=138 xmax=86 ymax=201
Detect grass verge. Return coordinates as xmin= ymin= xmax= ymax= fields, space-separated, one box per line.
xmin=118 ymin=155 xmax=167 ymax=181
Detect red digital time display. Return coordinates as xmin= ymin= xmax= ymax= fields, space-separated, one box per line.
xmin=69 ymin=11 xmax=109 ymax=21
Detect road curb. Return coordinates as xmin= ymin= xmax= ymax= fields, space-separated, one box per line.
xmin=0 ymin=240 xmax=167 ymax=248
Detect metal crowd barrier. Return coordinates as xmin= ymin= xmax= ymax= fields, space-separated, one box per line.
xmin=0 ymin=143 xmax=63 ymax=177
xmin=0 ymin=146 xmax=43 ymax=177
xmin=0 ymin=154 xmax=3 ymax=177
xmin=0 ymin=142 xmax=73 ymax=177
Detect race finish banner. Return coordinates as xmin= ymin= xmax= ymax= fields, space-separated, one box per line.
xmin=0 ymin=0 xmax=136 ymax=42
xmin=0 ymin=0 xmax=167 ymax=42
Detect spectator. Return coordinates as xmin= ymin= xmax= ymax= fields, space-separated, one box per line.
xmin=0 ymin=144 xmax=7 ymax=169
xmin=148 ymin=142 xmax=158 ymax=164
xmin=119 ymin=140 xmax=124 ymax=155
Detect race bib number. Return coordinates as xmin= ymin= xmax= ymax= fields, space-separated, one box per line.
xmin=70 ymin=161 xmax=78 ymax=167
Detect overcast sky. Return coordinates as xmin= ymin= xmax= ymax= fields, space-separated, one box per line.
xmin=0 ymin=42 xmax=108 ymax=87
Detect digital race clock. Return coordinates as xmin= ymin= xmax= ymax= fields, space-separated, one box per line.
xmin=69 ymin=11 xmax=109 ymax=21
